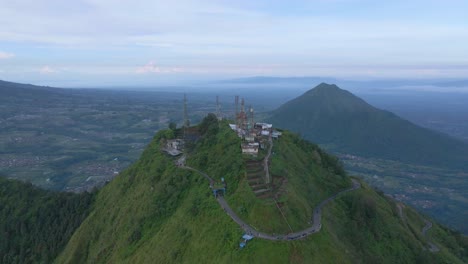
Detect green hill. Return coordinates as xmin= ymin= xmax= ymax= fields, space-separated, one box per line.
xmin=267 ymin=83 xmax=468 ymax=170
xmin=0 ymin=177 xmax=94 ymax=263
xmin=56 ymin=116 xmax=467 ymax=263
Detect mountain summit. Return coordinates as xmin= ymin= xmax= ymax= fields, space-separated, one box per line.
xmin=286 ymin=83 xmax=372 ymax=112
xmin=268 ymin=83 xmax=468 ymax=169
xmin=54 ymin=118 xmax=468 ymax=263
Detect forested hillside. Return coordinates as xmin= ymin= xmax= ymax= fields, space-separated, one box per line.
xmin=0 ymin=177 xmax=94 ymax=263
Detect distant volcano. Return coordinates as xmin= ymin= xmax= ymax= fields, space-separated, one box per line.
xmin=268 ymin=83 xmax=468 ymax=169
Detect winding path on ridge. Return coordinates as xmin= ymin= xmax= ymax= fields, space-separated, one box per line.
xmin=396 ymin=202 xmax=440 ymax=252
xmin=182 ymin=166 xmax=361 ymax=241
xmin=422 ymin=219 xmax=440 ymax=252
xmin=179 ymin=134 xmax=440 ymax=246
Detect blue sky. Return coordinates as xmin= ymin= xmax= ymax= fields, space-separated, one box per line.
xmin=0 ymin=0 xmax=467 ymax=87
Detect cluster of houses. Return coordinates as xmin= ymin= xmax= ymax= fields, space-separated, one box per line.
xmin=229 ymin=122 xmax=282 ymax=155
xmin=162 ymin=121 xmax=282 ymax=157
xmin=161 ymin=95 xmax=283 ymax=158
xmin=162 ymin=139 xmax=184 ymax=156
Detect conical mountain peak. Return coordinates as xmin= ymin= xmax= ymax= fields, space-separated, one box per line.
xmin=268 ymin=83 xmax=468 ymax=169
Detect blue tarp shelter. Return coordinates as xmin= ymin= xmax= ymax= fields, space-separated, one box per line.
xmin=242 ymin=234 xmax=254 ymax=241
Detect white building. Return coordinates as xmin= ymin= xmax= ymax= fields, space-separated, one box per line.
xmin=167 ymin=139 xmax=183 ymax=150
xmin=256 ymin=123 xmax=273 ymax=130
xmin=163 ymin=139 xmax=184 ymax=156
xmin=272 ymin=131 xmax=282 ymax=138
xmin=242 ymin=142 xmax=259 ymax=155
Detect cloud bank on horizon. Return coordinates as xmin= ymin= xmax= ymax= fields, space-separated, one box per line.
xmin=0 ymin=0 xmax=467 ymax=86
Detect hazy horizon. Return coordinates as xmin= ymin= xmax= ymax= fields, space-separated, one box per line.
xmin=1 ymin=0 xmax=468 ymax=87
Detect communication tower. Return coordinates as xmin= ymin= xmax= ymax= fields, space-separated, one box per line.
xmin=216 ymin=96 xmax=222 ymax=120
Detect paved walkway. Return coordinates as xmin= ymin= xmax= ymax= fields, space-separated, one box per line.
xmin=396 ymin=203 xmax=405 ymax=221
xmin=183 ymin=161 xmax=441 ymax=249
xmin=422 ymin=219 xmax=440 ymax=252
xmin=182 ymin=165 xmax=361 ymax=241
xmin=396 ymin=199 xmax=440 ymax=253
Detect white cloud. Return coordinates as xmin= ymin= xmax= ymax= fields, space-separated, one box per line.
xmin=39 ymin=66 xmax=58 ymax=74
xmin=1 ymin=1 xmax=468 ymax=83
xmin=135 ymin=61 xmax=183 ymax=74
xmin=0 ymin=51 xmax=14 ymax=59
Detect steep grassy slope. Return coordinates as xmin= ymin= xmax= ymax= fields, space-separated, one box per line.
xmin=266 ymin=83 xmax=468 ymax=234
xmin=224 ymin=130 xmax=350 ymax=234
xmin=267 ymin=83 xmax=468 ymax=170
xmin=0 ymin=177 xmax=94 ymax=263
xmin=322 ymin=182 xmax=468 ymax=263
xmin=57 ymin=117 xmax=467 ymax=263
xmin=56 ymin=121 xmax=246 ymax=263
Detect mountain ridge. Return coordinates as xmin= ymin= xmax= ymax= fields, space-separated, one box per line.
xmin=56 ymin=117 xmax=468 ymax=263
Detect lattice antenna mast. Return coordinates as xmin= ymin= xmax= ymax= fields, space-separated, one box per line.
xmin=183 ymin=93 xmax=189 ymax=138
xmin=216 ymin=95 xmax=221 ymax=120
xmin=235 ymin=95 xmax=239 ymax=119
xmin=240 ymin=98 xmax=245 ymax=130
xmin=250 ymin=106 xmax=254 ymax=133
xmin=183 ymin=94 xmax=189 ymax=127
xmin=241 ymin=98 xmax=245 ymax=113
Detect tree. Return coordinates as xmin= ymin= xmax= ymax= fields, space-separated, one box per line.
xmin=199 ymin=113 xmax=219 ymax=136
xmin=169 ymin=122 xmax=177 ymax=130
xmin=164 ymin=129 xmax=175 ymax=139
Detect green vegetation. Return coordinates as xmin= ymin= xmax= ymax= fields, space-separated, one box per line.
xmin=56 ymin=122 xmax=244 ymax=263
xmin=267 ymin=83 xmax=468 ymax=234
xmin=57 ymin=116 xmax=467 ymax=263
xmin=0 ymin=177 xmax=94 ymax=263
xmin=227 ymin=131 xmax=350 ymax=233
xmin=323 ymin=182 xmax=468 ymax=263
xmin=343 ymin=155 xmax=468 ymax=234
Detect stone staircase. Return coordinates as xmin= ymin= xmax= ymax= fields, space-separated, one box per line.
xmin=245 ymin=159 xmax=272 ymax=198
